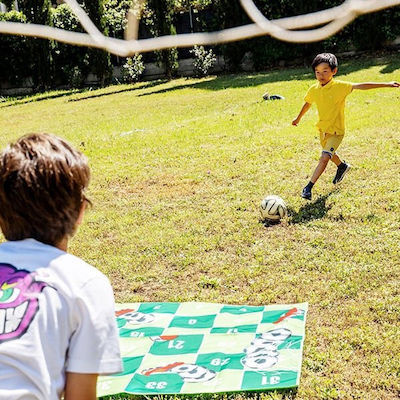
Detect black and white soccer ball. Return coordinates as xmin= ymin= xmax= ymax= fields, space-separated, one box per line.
xmin=260 ymin=195 xmax=287 ymax=222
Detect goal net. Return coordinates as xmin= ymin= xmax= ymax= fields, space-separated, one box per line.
xmin=0 ymin=0 xmax=399 ymax=56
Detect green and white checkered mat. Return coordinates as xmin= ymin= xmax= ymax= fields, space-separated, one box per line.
xmin=98 ymin=302 xmax=308 ymax=396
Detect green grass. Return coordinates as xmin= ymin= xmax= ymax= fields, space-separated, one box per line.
xmin=1 ymin=53 xmax=400 ymax=400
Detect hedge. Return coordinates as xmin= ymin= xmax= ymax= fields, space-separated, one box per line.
xmin=1 ymin=1 xmax=399 ymax=90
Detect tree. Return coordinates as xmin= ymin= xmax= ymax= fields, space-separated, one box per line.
xmin=16 ymin=0 xmax=53 ymax=90
xmin=103 ymin=0 xmax=134 ymax=39
xmin=173 ymin=0 xmax=213 ymax=12
xmin=0 ymin=11 xmax=30 ymax=84
xmin=50 ymin=4 xmax=91 ymax=87
xmin=145 ymin=0 xmax=178 ymax=79
xmin=208 ymin=0 xmax=250 ymax=71
xmin=83 ymin=0 xmax=112 ymax=86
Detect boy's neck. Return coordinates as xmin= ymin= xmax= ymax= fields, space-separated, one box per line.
xmin=321 ymin=77 xmax=334 ymax=87
xmin=56 ymin=236 xmax=68 ymax=251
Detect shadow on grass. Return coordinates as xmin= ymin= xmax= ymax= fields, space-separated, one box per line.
xmin=261 ymin=218 xmax=283 ymax=229
xmin=2 ymin=52 xmax=398 ymax=106
xmin=67 ymin=79 xmax=168 ymax=102
xmin=137 ymin=51 xmax=400 ymax=98
xmin=379 ymin=58 xmax=400 ymax=74
xmin=0 ymin=79 xmax=168 ymax=107
xmin=137 ymin=69 xmax=311 ymax=98
xmin=339 ymin=51 xmax=400 ymax=76
xmin=288 ymin=192 xmax=334 ymax=224
xmin=0 ymin=88 xmax=88 ymax=108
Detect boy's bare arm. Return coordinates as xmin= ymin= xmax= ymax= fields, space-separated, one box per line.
xmin=352 ymin=81 xmax=399 ymax=90
xmin=292 ymin=102 xmax=312 ymax=126
xmin=64 ymin=372 xmax=98 ymax=400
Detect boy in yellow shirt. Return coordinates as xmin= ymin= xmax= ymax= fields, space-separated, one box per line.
xmin=292 ymin=53 xmax=399 ymax=200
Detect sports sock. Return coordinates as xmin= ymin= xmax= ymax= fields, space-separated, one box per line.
xmin=306 ymin=181 xmax=314 ymax=190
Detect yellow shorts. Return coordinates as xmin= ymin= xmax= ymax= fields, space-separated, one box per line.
xmin=320 ymin=132 xmax=344 ymax=157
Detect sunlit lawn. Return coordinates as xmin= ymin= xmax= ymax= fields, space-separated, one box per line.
xmin=1 ymin=53 xmax=399 ymax=400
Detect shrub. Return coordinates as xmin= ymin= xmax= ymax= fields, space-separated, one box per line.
xmin=121 ymin=54 xmax=145 ymax=83
xmin=190 ymin=45 xmax=216 ymax=77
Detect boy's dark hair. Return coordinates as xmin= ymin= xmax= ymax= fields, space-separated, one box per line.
xmin=0 ymin=133 xmax=90 ymax=246
xmin=311 ymin=53 xmax=338 ymax=71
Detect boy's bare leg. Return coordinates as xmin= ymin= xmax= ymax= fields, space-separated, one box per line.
xmin=301 ymin=152 xmax=331 ymax=200
xmin=331 ymin=153 xmax=342 ymax=167
xmin=310 ymin=153 xmax=331 ymax=183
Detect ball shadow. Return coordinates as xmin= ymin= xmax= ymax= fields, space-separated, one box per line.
xmin=260 ymin=218 xmax=282 ymax=228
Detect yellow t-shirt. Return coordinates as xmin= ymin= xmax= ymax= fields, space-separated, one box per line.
xmin=304 ymin=79 xmax=353 ymax=135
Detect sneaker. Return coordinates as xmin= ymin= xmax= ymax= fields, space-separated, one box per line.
xmin=301 ymin=186 xmax=312 ymax=200
xmin=333 ymin=162 xmax=351 ymax=184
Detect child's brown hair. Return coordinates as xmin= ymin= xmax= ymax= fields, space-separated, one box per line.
xmin=311 ymin=53 xmax=338 ymax=71
xmin=0 ymin=133 xmax=90 ymax=246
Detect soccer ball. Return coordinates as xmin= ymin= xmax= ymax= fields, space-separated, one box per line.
xmin=260 ymin=195 xmax=287 ymax=222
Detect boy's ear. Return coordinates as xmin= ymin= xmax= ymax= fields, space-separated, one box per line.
xmin=76 ymin=201 xmax=87 ymax=226
xmin=332 ymin=67 xmax=338 ymax=75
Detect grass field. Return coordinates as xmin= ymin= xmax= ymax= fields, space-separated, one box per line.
xmin=1 ymin=52 xmax=399 ymax=400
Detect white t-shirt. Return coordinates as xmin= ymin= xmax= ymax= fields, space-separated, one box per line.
xmin=0 ymin=239 xmax=122 ymax=399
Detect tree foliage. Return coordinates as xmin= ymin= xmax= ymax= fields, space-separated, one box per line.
xmin=145 ymin=0 xmax=178 ymax=78
xmin=16 ymin=0 xmax=53 ymax=90
xmin=82 ymin=0 xmax=112 ymax=86
xmin=0 ymin=11 xmax=30 ymax=83
xmin=103 ymin=0 xmax=134 ymax=38
xmin=173 ymin=0 xmax=213 ymax=12
xmin=1 ymin=0 xmax=399 ymax=90
xmin=207 ymin=0 xmax=400 ymax=70
xmin=50 ymin=4 xmax=90 ymax=87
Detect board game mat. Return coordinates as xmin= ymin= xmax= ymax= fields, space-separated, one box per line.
xmin=98 ymin=302 xmax=308 ymax=396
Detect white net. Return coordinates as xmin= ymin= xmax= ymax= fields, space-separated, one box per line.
xmin=0 ymin=0 xmax=399 ymax=56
